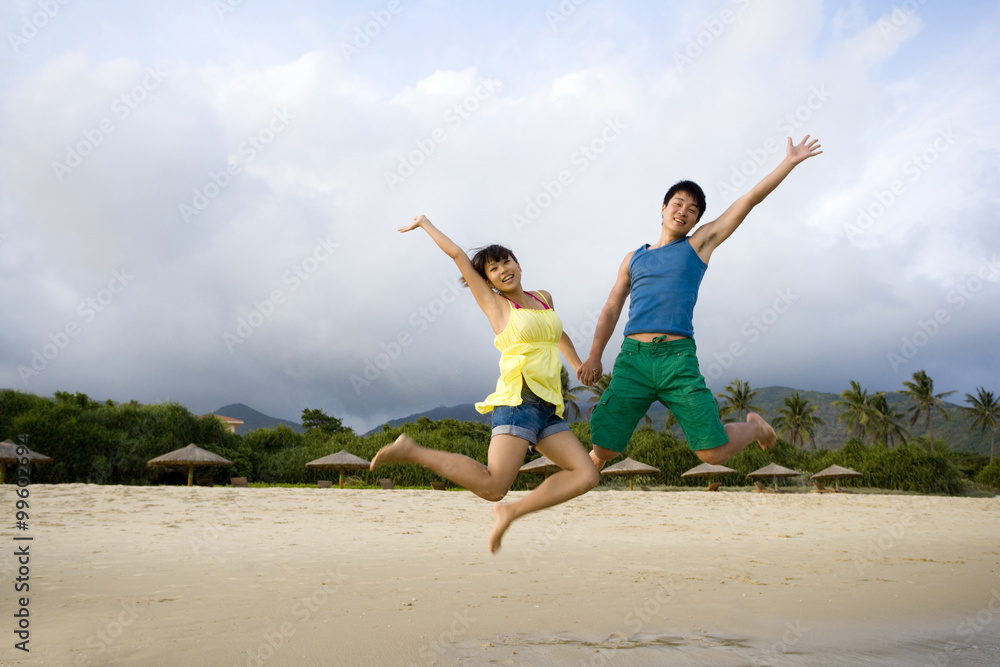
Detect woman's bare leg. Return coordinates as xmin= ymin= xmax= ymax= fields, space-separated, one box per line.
xmin=370 ymin=433 xmax=529 ymax=502
xmin=489 ymin=430 xmax=600 ymax=553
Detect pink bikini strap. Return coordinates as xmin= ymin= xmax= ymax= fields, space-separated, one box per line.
xmin=527 ymin=291 xmax=550 ymax=309
xmin=503 ymin=291 xmax=550 ymax=310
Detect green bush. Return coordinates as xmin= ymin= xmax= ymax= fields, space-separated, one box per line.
xmin=0 ymin=387 xmax=985 ymax=495
xmin=853 ymin=443 xmax=964 ymax=495
xmin=974 ymin=459 xmax=1000 ymax=490
xmin=623 ymin=427 xmax=699 ymax=486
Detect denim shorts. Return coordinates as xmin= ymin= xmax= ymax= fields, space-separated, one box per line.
xmin=491 ymin=386 xmax=570 ymax=447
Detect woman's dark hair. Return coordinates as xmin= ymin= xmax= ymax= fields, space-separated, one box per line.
xmin=663 ymin=180 xmax=707 ymax=221
xmin=462 ymin=244 xmax=518 ymax=288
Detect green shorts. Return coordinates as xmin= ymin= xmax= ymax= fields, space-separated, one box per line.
xmin=590 ymin=337 xmax=728 ymax=453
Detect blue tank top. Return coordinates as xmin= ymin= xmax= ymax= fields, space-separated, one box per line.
xmin=623 ymin=238 xmax=707 ymax=338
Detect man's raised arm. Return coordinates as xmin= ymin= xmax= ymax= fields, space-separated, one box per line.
xmin=691 ymin=135 xmax=822 ymax=263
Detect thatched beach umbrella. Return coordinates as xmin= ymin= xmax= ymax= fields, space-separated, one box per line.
xmin=681 ymin=462 xmax=737 ymax=490
xmin=519 ymin=456 xmax=561 ymax=480
xmin=0 ymin=439 xmax=53 ymax=484
xmin=147 ymin=443 xmax=233 ymax=486
xmin=747 ymin=462 xmax=801 ymax=491
xmin=601 ymin=457 xmax=660 ymax=491
xmin=811 ymin=464 xmax=863 ymax=492
xmin=305 ymin=449 xmax=371 ymax=488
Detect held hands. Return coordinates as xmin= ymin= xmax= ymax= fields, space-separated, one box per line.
xmin=786 ymin=135 xmax=822 ymax=165
xmin=398 ymin=214 xmax=430 ymax=234
xmin=577 ymin=358 xmax=603 ymax=386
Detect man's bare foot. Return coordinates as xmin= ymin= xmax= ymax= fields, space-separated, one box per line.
xmin=489 ymin=503 xmax=518 ymax=554
xmin=748 ymin=413 xmax=776 ymax=449
xmin=370 ymin=434 xmax=418 ymax=470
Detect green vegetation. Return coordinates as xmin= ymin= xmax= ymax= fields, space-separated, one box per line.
xmin=1 ymin=369 xmax=998 ymax=495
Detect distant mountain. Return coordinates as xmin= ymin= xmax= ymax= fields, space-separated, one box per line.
xmin=211 ymin=403 xmax=304 ymax=435
xmin=633 ymin=385 xmax=989 ymax=453
xmin=365 ymin=386 xmax=993 ymax=455
xmin=365 ymin=403 xmax=492 ymax=435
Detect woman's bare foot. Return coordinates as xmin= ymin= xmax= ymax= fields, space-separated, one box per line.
xmin=748 ymin=413 xmax=776 ymax=449
xmin=370 ymin=434 xmax=418 ymax=470
xmin=488 ymin=503 xmax=518 ymax=554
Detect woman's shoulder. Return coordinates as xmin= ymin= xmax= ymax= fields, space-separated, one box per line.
xmin=530 ymin=290 xmax=553 ymax=309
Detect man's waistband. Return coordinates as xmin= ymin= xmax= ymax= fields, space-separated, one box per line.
xmin=621 ymin=336 xmax=696 ymax=353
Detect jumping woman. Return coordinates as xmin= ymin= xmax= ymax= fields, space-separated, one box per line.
xmin=370 ymin=215 xmax=599 ymax=553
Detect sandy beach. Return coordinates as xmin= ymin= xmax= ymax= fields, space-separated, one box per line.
xmin=3 ymin=483 xmax=999 ymax=666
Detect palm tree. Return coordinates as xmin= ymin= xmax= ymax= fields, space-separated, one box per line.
xmin=868 ymin=393 xmax=909 ymax=447
xmin=834 ymin=380 xmax=872 ymax=441
xmin=959 ymin=387 xmax=1000 ymax=461
xmin=772 ymin=392 xmax=825 ymax=449
xmin=642 ymin=409 xmax=681 ymax=434
xmin=665 ymin=409 xmax=679 ymax=435
xmin=898 ymin=370 xmax=955 ymax=448
xmin=578 ymin=373 xmax=612 ymax=420
xmin=716 ymin=378 xmax=763 ymax=423
xmin=560 ymin=366 xmax=584 ymax=422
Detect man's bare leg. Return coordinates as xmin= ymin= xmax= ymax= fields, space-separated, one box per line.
xmin=695 ymin=413 xmax=776 ymax=465
xmin=589 ymin=444 xmax=620 ymax=471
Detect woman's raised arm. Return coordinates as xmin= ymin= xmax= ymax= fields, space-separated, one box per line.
xmin=399 ymin=215 xmax=505 ymax=326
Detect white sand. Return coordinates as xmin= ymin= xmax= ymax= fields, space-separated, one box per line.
xmin=3 ymin=484 xmax=999 ymax=666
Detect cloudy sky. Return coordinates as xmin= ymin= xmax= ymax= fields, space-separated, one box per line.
xmin=1 ymin=0 xmax=998 ymax=433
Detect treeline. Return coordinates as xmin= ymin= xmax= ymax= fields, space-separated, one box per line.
xmin=2 ymin=389 xmax=998 ymax=493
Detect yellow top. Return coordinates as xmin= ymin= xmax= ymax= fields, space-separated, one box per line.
xmin=475 ymin=295 xmax=565 ymax=418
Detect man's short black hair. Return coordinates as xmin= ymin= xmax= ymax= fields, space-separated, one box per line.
xmin=663 ymin=180 xmax=707 ymax=221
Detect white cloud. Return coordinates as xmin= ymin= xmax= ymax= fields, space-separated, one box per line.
xmin=1 ymin=0 xmax=998 ymax=432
